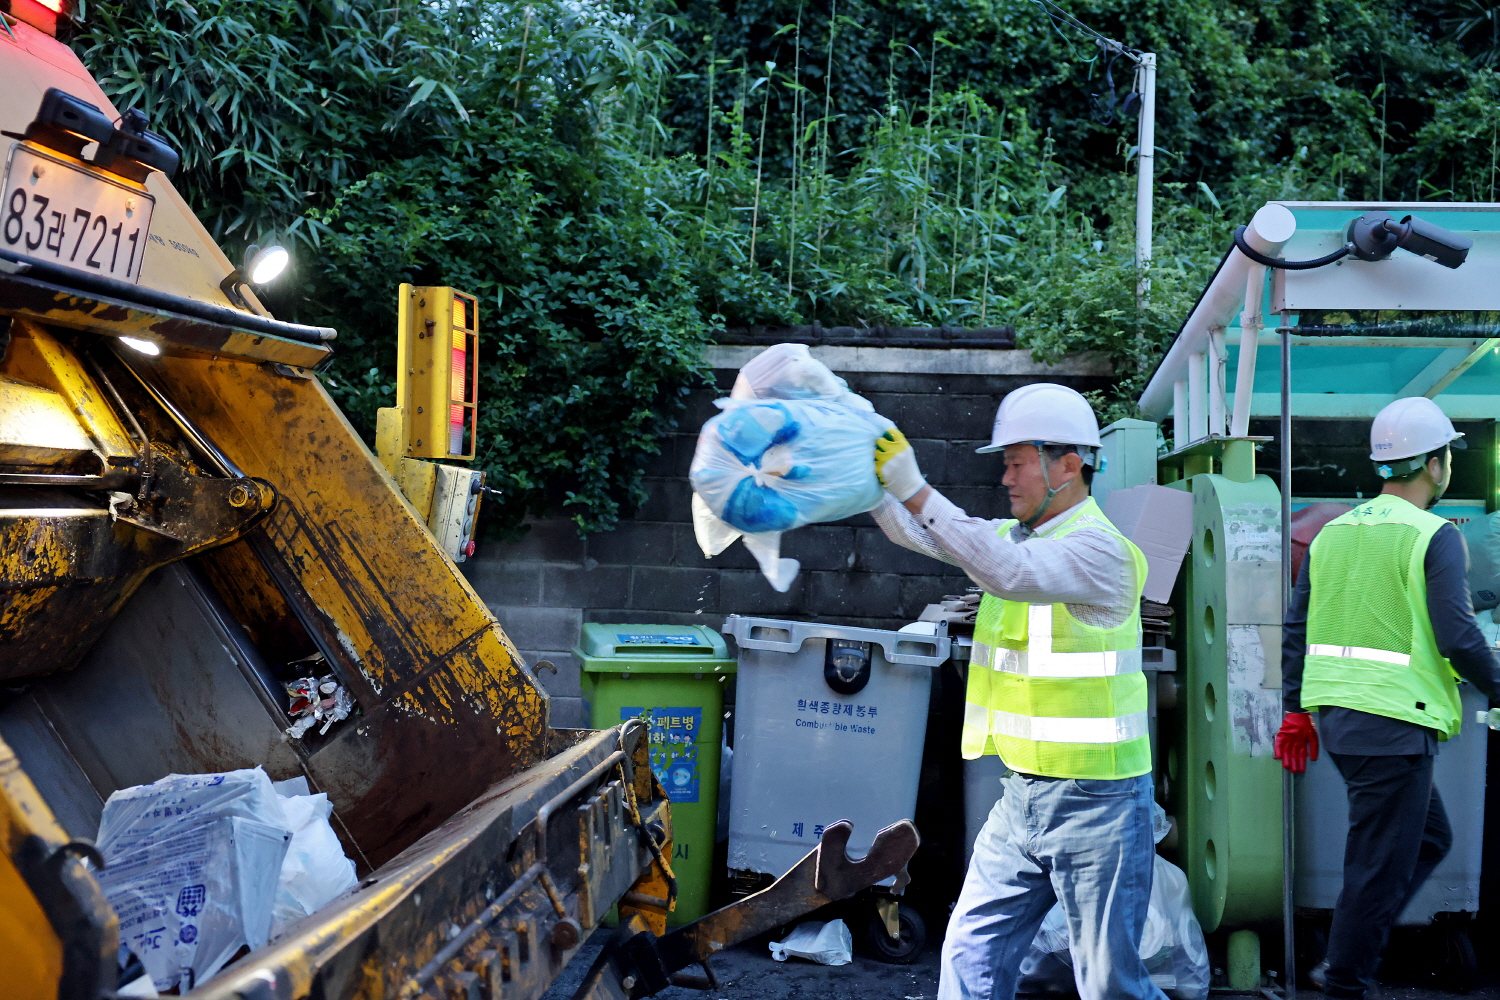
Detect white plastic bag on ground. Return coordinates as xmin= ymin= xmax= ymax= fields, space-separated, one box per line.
xmin=97 ymin=768 xmax=292 ymax=993
xmin=691 ymin=344 xmax=891 ymax=591
xmin=269 ymin=784 xmax=359 ymax=938
xmin=1143 ymin=855 xmax=1210 ymax=998
xmin=1017 ymin=802 xmax=1209 ymax=1000
xmin=769 ymin=918 xmax=854 ymax=965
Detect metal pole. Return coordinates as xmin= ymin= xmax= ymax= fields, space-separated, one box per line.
xmin=1280 ymin=320 xmax=1296 ymax=998
xmin=1134 ymin=53 xmax=1157 ymax=308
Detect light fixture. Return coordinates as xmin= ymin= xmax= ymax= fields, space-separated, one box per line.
xmin=5 ymin=89 xmax=178 ymax=182
xmin=248 ymin=245 xmax=290 ymax=284
xmin=119 ymin=337 xmax=160 ymax=356
xmin=219 ymin=243 xmax=290 ymax=312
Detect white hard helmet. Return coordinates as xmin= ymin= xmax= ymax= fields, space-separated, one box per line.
xmin=1369 ymin=397 xmax=1465 ymax=465
xmin=977 ymin=383 xmax=1102 ymax=457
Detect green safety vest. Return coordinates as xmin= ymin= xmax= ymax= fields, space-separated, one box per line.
xmin=1302 ymin=494 xmax=1463 ymax=738
xmin=961 ymin=497 xmax=1151 ymax=779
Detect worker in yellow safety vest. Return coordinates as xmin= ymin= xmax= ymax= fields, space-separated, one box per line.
xmin=871 ymin=383 xmax=1163 ymax=1000
xmin=1276 ymin=396 xmax=1500 ymax=999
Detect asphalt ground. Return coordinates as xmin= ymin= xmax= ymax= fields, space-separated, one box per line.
xmin=540 ymin=930 xmax=1500 ymax=1000
xmin=541 ymin=930 xmax=944 ymax=1000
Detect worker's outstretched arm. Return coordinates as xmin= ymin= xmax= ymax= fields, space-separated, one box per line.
xmin=872 ymin=427 xmax=1133 ymax=607
xmin=869 ymin=494 xmax=965 ymax=567
xmin=902 ymin=489 xmax=1133 ymax=606
xmin=1426 ymin=524 xmax=1500 ymax=702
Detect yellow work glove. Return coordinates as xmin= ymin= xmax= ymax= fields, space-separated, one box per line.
xmin=874 ymin=427 xmax=926 ymax=502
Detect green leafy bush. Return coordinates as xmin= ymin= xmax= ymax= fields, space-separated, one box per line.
xmin=70 ymin=0 xmax=1500 ymax=531
xmin=76 ymin=0 xmax=710 ymax=534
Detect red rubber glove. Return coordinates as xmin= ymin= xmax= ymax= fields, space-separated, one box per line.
xmin=1273 ymin=712 xmax=1319 ymax=773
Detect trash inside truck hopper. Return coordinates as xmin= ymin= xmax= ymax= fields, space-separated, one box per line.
xmin=0 ymin=11 xmax=917 ymax=999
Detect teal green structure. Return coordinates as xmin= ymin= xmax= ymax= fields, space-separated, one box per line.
xmin=1133 ymin=202 xmax=1500 ymax=942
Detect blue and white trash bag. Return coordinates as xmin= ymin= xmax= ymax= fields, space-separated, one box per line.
xmin=690 ymin=344 xmax=892 ymax=591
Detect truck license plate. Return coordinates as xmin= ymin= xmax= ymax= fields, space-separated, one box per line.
xmin=1 ymin=143 xmax=155 ymax=283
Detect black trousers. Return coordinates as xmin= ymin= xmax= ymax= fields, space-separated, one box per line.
xmin=1324 ymin=752 xmax=1453 ymax=998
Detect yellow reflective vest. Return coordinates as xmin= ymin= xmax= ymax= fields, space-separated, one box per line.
xmin=1302 ymin=494 xmax=1463 ymax=738
xmin=961 ymin=498 xmax=1151 ymax=779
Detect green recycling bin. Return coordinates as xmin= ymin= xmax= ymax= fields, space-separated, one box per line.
xmin=575 ymin=623 xmax=735 ymax=925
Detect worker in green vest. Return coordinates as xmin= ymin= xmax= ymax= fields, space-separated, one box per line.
xmin=871 ymin=384 xmax=1163 ymax=1000
xmin=1276 ymin=396 xmax=1500 ymax=1000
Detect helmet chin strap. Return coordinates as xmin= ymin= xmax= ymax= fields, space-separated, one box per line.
xmin=1023 ymin=440 xmax=1067 ymax=529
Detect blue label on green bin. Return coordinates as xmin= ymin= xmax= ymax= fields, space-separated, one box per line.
xmin=622 ymin=707 xmax=701 ymax=803
xmin=616 ymin=633 xmax=700 ymax=645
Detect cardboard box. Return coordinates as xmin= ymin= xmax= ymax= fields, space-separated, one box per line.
xmin=1102 ymin=484 xmax=1194 ymax=603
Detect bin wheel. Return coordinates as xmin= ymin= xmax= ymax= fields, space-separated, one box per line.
xmin=864 ymin=904 xmax=927 ymax=964
xmin=1437 ymin=924 xmax=1476 ymax=994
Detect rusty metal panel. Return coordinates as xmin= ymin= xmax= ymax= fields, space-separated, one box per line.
xmin=0 ymin=376 xmax=97 ymax=468
xmin=0 ymin=504 xmax=177 ymax=679
xmin=0 ymin=460 xmax=275 ymax=679
xmin=140 ymin=352 xmax=550 ymax=863
xmin=0 ymin=562 xmax=306 ymax=822
xmin=4 ymin=320 xmax=137 ymax=462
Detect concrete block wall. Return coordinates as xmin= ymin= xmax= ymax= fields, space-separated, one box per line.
xmin=462 ymin=350 xmax=1113 ymax=722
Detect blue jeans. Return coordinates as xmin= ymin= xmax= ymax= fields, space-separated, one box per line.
xmin=939 ymin=770 xmax=1166 ymax=1000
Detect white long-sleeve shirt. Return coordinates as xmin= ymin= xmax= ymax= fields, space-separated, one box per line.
xmin=870 ymin=490 xmax=1137 ymax=628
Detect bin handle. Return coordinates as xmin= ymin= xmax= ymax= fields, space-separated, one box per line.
xmin=724 ymin=616 xmax=951 ymax=666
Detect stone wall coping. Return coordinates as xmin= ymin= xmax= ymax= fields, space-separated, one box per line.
xmin=702 ymin=344 xmax=1112 ymax=376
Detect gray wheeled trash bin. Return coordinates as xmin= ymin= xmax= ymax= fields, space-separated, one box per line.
xmin=721 ymin=614 xmax=950 ymax=962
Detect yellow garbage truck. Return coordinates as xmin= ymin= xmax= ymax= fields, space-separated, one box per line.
xmin=0 ymin=3 xmax=916 ymax=997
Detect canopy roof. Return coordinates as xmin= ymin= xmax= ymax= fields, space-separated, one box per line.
xmin=1138 ymin=203 xmax=1500 ymax=424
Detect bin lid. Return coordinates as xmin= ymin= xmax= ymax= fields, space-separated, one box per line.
xmin=574 ymin=623 xmax=736 ymax=674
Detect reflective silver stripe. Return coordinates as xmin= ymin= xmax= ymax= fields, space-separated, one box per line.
xmin=991 ymin=647 xmax=1143 ymax=678
xmin=1028 ymin=604 xmax=1053 ymax=654
xmin=989 ymin=709 xmax=1150 ymax=745
xmin=1307 ymin=643 xmax=1411 ymax=666
xmin=964 ymin=701 xmax=990 ymax=730
xmin=956 ymin=602 xmax=1138 ymax=677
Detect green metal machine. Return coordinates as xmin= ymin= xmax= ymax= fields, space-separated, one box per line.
xmin=1127 ymin=202 xmax=1500 ymax=992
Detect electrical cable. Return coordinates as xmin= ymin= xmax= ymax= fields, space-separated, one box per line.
xmin=1092 ymin=45 xmax=1122 ymax=124
xmin=1232 ymin=226 xmax=1351 ymax=270
xmin=1030 ymin=0 xmax=1141 ymax=59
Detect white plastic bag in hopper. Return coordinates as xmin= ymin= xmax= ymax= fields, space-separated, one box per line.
xmin=769 ymin=918 xmax=854 ymax=965
xmin=97 ymin=768 xmax=292 ymax=993
xmin=270 ymin=788 xmax=359 ymax=938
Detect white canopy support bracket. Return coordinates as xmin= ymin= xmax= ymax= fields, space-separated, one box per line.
xmin=1419 ymin=338 xmax=1500 ymax=398
xmin=1395 ymin=347 xmax=1477 ymax=398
